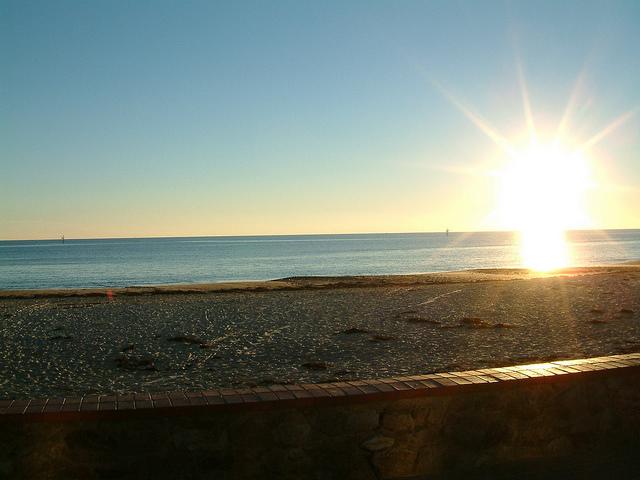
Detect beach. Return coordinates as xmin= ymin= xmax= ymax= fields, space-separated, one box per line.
xmin=1 ymin=266 xmax=639 ymax=398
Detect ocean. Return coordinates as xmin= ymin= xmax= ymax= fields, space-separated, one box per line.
xmin=1 ymin=230 xmax=639 ymax=290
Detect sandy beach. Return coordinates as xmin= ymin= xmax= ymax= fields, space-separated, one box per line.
xmin=1 ymin=266 xmax=639 ymax=398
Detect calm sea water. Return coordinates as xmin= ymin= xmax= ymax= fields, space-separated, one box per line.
xmin=1 ymin=230 xmax=639 ymax=290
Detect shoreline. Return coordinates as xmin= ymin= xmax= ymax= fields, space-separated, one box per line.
xmin=2 ymin=265 xmax=640 ymax=299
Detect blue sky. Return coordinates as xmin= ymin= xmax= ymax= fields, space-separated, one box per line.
xmin=2 ymin=0 xmax=639 ymax=239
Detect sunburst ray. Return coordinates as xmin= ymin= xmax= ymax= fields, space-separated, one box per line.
xmin=579 ymin=109 xmax=637 ymax=151
xmin=516 ymin=58 xmax=537 ymax=144
xmin=431 ymin=81 xmax=516 ymax=157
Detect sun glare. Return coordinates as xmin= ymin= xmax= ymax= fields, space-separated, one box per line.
xmin=518 ymin=228 xmax=569 ymax=272
xmin=436 ymin=63 xmax=634 ymax=272
xmin=498 ymin=142 xmax=591 ymax=271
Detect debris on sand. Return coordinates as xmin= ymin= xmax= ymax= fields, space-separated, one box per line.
xmin=589 ymin=308 xmax=605 ymax=314
xmin=369 ymin=334 xmax=396 ymax=342
xmin=404 ymin=317 xmax=441 ymax=325
xmin=620 ymin=308 xmax=635 ymax=316
xmin=462 ymin=318 xmax=517 ymax=329
xmin=339 ymin=327 xmax=369 ymax=334
xmin=120 ymin=344 xmax=135 ymax=352
xmin=301 ymin=361 xmax=328 ymax=371
xmin=256 ymin=377 xmax=281 ymax=386
xmin=442 ymin=318 xmax=516 ymax=329
xmin=167 ymin=335 xmax=209 ymax=346
xmin=48 ymin=335 xmax=73 ymax=340
xmin=115 ymin=354 xmax=157 ymax=371
xmin=590 ymin=319 xmax=608 ymax=324
xmin=460 ymin=317 xmax=492 ymax=328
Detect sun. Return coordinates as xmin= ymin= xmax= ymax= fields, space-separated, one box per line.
xmin=497 ymin=142 xmax=592 ymax=271
xmin=433 ymin=65 xmax=633 ymax=272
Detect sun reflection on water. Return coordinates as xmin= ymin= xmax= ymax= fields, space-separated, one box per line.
xmin=519 ymin=228 xmax=570 ymax=272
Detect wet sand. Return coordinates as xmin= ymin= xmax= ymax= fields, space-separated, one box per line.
xmin=1 ymin=266 xmax=639 ymax=398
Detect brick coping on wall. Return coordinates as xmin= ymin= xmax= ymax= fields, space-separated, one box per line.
xmin=2 ymin=353 xmax=639 ymax=420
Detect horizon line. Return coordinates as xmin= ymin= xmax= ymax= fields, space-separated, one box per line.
xmin=2 ymin=227 xmax=639 ymax=243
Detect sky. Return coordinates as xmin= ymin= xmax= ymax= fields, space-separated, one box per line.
xmin=1 ymin=0 xmax=639 ymax=240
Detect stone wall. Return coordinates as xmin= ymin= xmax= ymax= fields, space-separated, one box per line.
xmin=2 ymin=354 xmax=640 ymax=479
